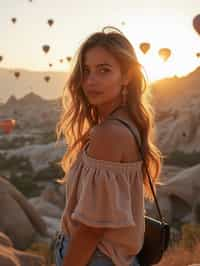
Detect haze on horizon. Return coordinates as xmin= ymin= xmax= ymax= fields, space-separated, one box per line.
xmin=0 ymin=0 xmax=200 ymax=83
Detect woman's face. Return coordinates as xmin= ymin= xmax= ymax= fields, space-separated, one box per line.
xmin=81 ymin=46 xmax=126 ymax=107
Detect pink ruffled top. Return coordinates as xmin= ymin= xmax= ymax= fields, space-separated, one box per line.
xmin=60 ymin=125 xmax=145 ymax=266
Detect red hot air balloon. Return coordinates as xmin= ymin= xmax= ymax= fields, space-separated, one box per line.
xmin=47 ymin=19 xmax=54 ymax=27
xmin=11 ymin=17 xmax=17 ymax=24
xmin=44 ymin=76 xmax=50 ymax=82
xmin=158 ymin=48 xmax=171 ymax=62
xmin=42 ymin=45 xmax=50 ymax=54
xmin=0 ymin=119 xmax=16 ymax=134
xmin=14 ymin=72 xmax=20 ymax=79
xmin=139 ymin=42 xmax=150 ymax=54
xmin=193 ymin=14 xmax=200 ymax=35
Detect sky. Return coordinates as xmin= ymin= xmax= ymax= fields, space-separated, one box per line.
xmin=0 ymin=0 xmax=200 ymax=82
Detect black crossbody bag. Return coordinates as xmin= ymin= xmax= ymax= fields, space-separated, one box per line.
xmin=108 ymin=118 xmax=170 ymax=266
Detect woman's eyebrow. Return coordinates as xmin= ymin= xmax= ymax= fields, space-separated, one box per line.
xmin=83 ymin=63 xmax=112 ymax=68
xmin=96 ymin=63 xmax=112 ymax=67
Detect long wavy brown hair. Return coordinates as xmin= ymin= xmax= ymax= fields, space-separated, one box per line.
xmin=56 ymin=26 xmax=164 ymax=201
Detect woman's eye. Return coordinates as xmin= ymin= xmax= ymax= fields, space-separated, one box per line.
xmin=100 ymin=68 xmax=110 ymax=73
xmin=82 ymin=68 xmax=110 ymax=76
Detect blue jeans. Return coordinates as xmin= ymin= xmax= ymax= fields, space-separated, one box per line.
xmin=54 ymin=231 xmax=140 ymax=266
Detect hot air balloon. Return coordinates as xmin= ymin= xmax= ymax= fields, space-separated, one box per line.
xmin=0 ymin=119 xmax=16 ymax=134
xmin=158 ymin=48 xmax=171 ymax=62
xmin=14 ymin=72 xmax=20 ymax=79
xmin=42 ymin=45 xmax=50 ymax=54
xmin=11 ymin=17 xmax=17 ymax=24
xmin=193 ymin=14 xmax=200 ymax=35
xmin=0 ymin=56 xmax=3 ymax=62
xmin=66 ymin=56 xmax=71 ymax=62
xmin=49 ymin=63 xmax=53 ymax=67
xmin=59 ymin=59 xmax=63 ymax=63
xmin=47 ymin=19 xmax=54 ymax=27
xmin=196 ymin=52 xmax=200 ymax=58
xmin=139 ymin=42 xmax=150 ymax=54
xmin=44 ymin=76 xmax=50 ymax=82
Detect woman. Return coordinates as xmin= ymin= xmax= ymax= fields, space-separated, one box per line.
xmin=54 ymin=26 xmax=163 ymax=266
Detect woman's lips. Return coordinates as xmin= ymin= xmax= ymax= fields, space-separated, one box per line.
xmin=87 ymin=91 xmax=103 ymax=96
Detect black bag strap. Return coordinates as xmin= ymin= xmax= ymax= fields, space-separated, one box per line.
xmin=107 ymin=117 xmax=164 ymax=223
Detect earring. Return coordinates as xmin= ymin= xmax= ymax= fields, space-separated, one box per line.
xmin=121 ymin=85 xmax=128 ymax=106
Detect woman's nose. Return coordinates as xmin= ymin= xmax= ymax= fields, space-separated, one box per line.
xmin=85 ymin=72 xmax=98 ymax=84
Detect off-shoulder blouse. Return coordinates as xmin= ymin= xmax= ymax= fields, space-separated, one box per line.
xmin=60 ymin=122 xmax=145 ymax=266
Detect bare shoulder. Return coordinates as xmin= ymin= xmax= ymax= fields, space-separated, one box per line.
xmin=87 ymin=122 xmax=124 ymax=162
xmin=107 ymin=119 xmax=142 ymax=162
xmin=88 ymin=120 xmax=141 ymax=162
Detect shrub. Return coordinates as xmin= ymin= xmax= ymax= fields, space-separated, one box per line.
xmin=0 ymin=136 xmax=35 ymax=149
xmin=35 ymin=161 xmax=64 ymax=181
xmin=25 ymin=242 xmax=51 ymax=264
xmin=40 ymin=131 xmax=56 ymax=144
xmin=179 ymin=223 xmax=200 ymax=249
xmin=155 ymin=241 xmax=200 ymax=266
xmin=10 ymin=174 xmax=41 ymax=198
xmin=0 ymin=154 xmax=33 ymax=172
xmin=0 ymin=154 xmax=42 ymax=197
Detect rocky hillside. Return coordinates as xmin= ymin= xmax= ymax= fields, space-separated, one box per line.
xmin=0 ymin=92 xmax=61 ymax=131
xmin=151 ymin=66 xmax=200 ymax=153
xmin=152 ymin=66 xmax=200 ymax=110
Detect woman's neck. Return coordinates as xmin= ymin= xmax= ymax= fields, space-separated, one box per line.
xmin=98 ymin=105 xmax=129 ymax=124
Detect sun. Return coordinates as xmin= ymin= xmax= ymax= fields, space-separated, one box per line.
xmin=123 ymin=14 xmax=200 ymax=82
xmin=138 ymin=54 xmax=175 ymax=82
xmin=137 ymin=51 xmax=200 ymax=83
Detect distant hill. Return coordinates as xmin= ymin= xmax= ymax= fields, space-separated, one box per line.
xmin=152 ymin=66 xmax=200 ymax=111
xmin=0 ymin=92 xmax=61 ymax=130
xmin=1 ymin=65 xmax=200 ymax=106
xmin=0 ymin=67 xmax=67 ymax=103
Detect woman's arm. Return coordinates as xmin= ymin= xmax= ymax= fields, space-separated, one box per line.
xmin=63 ymin=224 xmax=106 ymax=266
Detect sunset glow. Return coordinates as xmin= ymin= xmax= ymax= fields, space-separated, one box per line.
xmin=123 ymin=13 xmax=200 ymax=81
xmin=0 ymin=0 xmax=200 ymax=83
